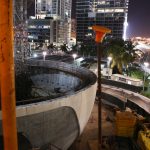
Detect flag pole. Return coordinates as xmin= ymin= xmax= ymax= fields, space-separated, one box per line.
xmin=0 ymin=1 xmax=18 ymax=150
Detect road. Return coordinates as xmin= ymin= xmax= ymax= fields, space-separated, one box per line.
xmin=102 ymin=84 xmax=150 ymax=113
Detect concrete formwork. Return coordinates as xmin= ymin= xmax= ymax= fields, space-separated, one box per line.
xmin=0 ymin=60 xmax=97 ymax=150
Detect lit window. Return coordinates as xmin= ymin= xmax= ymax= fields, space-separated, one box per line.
xmin=115 ymin=9 xmax=124 ymax=12
xmin=128 ymin=81 xmax=131 ymax=85
xmin=97 ymin=9 xmax=105 ymax=13
xmin=105 ymin=9 xmax=114 ymax=13
xmin=98 ymin=1 xmax=105 ymax=5
xmin=88 ymin=26 xmax=92 ymax=30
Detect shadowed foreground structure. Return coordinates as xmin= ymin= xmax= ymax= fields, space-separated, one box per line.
xmin=0 ymin=60 xmax=97 ymax=150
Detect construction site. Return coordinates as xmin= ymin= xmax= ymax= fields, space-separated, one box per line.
xmin=0 ymin=1 xmax=150 ymax=150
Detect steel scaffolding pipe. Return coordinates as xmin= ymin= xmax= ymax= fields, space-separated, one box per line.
xmin=92 ymin=25 xmax=111 ymax=150
xmin=0 ymin=1 xmax=18 ymax=150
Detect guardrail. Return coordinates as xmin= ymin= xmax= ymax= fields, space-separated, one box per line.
xmin=102 ymin=92 xmax=150 ymax=116
xmin=102 ymin=78 xmax=143 ymax=93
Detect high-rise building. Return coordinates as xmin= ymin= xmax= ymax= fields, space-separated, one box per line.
xmin=28 ymin=0 xmax=72 ymax=45
xmin=35 ymin=0 xmax=71 ymax=19
xmin=71 ymin=19 xmax=77 ymax=39
xmin=76 ymin=0 xmax=129 ymax=42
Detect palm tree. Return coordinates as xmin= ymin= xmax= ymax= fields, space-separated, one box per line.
xmin=48 ymin=43 xmax=56 ymax=53
xmin=79 ymin=43 xmax=87 ymax=56
xmin=104 ymin=39 xmax=136 ymax=74
xmin=77 ymin=38 xmax=96 ymax=57
xmin=71 ymin=44 xmax=78 ymax=53
xmin=60 ymin=43 xmax=68 ymax=53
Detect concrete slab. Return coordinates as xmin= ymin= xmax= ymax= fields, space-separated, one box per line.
xmin=68 ymin=102 xmax=116 ymax=150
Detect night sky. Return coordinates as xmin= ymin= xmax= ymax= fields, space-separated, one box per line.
xmin=71 ymin=0 xmax=150 ymax=38
xmin=128 ymin=0 xmax=150 ymax=38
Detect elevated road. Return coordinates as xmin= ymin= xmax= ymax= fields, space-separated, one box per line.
xmin=102 ymin=84 xmax=150 ymax=114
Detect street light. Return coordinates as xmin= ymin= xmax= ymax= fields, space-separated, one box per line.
xmin=108 ymin=56 xmax=112 ymax=62
xmin=92 ymin=25 xmax=111 ymax=149
xmin=143 ymin=62 xmax=149 ymax=91
xmin=33 ymin=53 xmax=37 ymax=58
xmin=107 ymin=57 xmax=112 ymax=79
xmin=43 ymin=51 xmax=47 ymax=61
xmin=72 ymin=53 xmax=77 ymax=64
xmin=144 ymin=62 xmax=149 ymax=67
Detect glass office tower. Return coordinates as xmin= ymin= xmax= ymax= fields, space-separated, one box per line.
xmin=35 ymin=0 xmax=71 ymax=20
xmin=76 ymin=0 xmax=129 ymax=42
xmin=31 ymin=0 xmax=72 ymax=44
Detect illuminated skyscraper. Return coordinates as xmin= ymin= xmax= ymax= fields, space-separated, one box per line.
xmin=35 ymin=0 xmax=71 ymax=20
xmin=28 ymin=0 xmax=72 ymax=45
xmin=76 ymin=0 xmax=129 ymax=42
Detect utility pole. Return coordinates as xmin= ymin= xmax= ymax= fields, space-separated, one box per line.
xmin=92 ymin=25 xmax=111 ymax=150
xmin=0 ymin=1 xmax=18 ymax=150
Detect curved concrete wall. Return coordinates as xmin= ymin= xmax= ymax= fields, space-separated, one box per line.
xmin=27 ymin=60 xmax=96 ymax=86
xmin=0 ymin=60 xmax=97 ymax=150
xmin=0 ymin=82 xmax=97 ymax=149
xmin=17 ymin=106 xmax=79 ymax=150
xmin=31 ymin=73 xmax=81 ymax=93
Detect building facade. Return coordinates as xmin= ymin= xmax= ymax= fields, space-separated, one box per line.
xmin=14 ymin=0 xmax=29 ymax=60
xmin=71 ymin=19 xmax=76 ymax=38
xmin=76 ymin=0 xmax=129 ymax=42
xmin=29 ymin=0 xmax=72 ymax=45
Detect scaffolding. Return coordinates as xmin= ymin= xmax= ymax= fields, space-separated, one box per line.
xmin=13 ymin=0 xmax=29 ymax=74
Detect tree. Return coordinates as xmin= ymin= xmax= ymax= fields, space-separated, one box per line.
xmin=71 ymin=44 xmax=78 ymax=53
xmin=104 ymin=39 xmax=136 ymax=74
xmin=79 ymin=43 xmax=87 ymax=56
xmin=48 ymin=43 xmax=56 ymax=53
xmin=60 ymin=44 xmax=68 ymax=53
xmin=77 ymin=37 xmax=96 ymax=57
